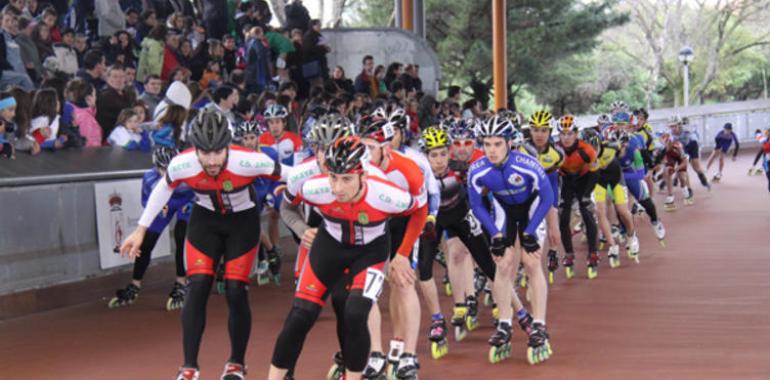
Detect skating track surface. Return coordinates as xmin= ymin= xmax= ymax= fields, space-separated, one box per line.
xmin=2 ymin=155 xmax=769 ymax=379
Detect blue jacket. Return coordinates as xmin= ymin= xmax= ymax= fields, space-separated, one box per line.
xmin=151 ymin=123 xmax=176 ymax=148
xmin=468 ymin=151 xmax=553 ymax=237
xmin=619 ymin=134 xmax=646 ymax=179
xmin=142 ymin=168 xmax=195 ymax=233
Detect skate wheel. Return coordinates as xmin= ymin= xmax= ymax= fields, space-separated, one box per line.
xmin=430 ymin=340 xmax=448 ymax=359
xmin=587 ymin=267 xmax=598 ymax=280
xmin=444 ymin=282 xmax=453 ymax=297
xmin=165 ymin=298 xmax=178 ymax=311
xmin=659 ymin=240 xmax=666 ymax=248
xmin=466 ymin=316 xmax=479 ymax=331
xmin=257 ymin=275 xmax=269 ymax=286
xmin=326 ymin=364 xmax=344 ymax=380
xmin=454 ymin=325 xmax=467 ymax=342
xmin=548 ymin=271 xmax=554 ymax=284
xmin=519 ymin=275 xmax=527 ymax=289
xmin=609 ymin=257 xmax=619 ymax=269
xmin=107 ymin=297 xmax=122 ymax=309
xmin=598 ymin=242 xmax=605 ymax=250
xmin=565 ymin=267 xmax=574 ymax=280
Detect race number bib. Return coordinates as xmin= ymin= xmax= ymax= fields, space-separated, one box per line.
xmin=363 ymin=268 xmax=386 ymax=301
xmin=465 ymin=210 xmax=483 ymax=237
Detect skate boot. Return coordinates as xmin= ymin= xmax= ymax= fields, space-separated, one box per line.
xmin=712 ymin=172 xmax=722 ymax=183
xmin=652 ymin=221 xmax=666 ymax=247
xmin=466 ymin=295 xmax=480 ymax=331
xmin=683 ymin=187 xmax=695 ymax=206
xmin=663 ymin=195 xmax=676 ymax=212
xmin=108 ymin=283 xmax=140 ymax=308
xmin=473 ymin=268 xmax=487 ymax=299
xmin=394 ymin=353 xmax=419 ymax=380
xmin=386 ymin=339 xmax=404 ymax=380
xmin=627 ymin=233 xmax=640 ymax=263
xmin=491 ymin=305 xmax=500 ymax=327
xmin=451 ymin=304 xmax=469 ymax=342
xmin=362 ymin=351 xmax=387 ymax=380
xmin=256 ymin=260 xmax=270 ymax=286
xmin=517 ymin=310 xmax=534 ymax=335
xmin=488 ymin=322 xmax=512 ymax=364
xmin=526 ymin=322 xmax=553 ymax=365
xmin=435 ymin=248 xmax=447 ymax=268
xmin=221 ymin=362 xmax=246 ymax=380
xmin=326 ymin=351 xmax=345 ymax=380
xmin=428 ymin=319 xmax=449 ymax=360
xmin=547 ymin=249 xmax=559 ymax=284
xmin=166 ymin=281 xmax=187 ymax=311
xmin=516 ymin=263 xmax=527 ymax=289
xmin=607 ymin=244 xmax=620 ymax=269
xmin=483 ymin=283 xmax=494 ymax=307
xmin=442 ymin=273 xmax=452 ymax=297
xmin=631 ymin=202 xmax=645 ymax=216
xmin=563 ymin=253 xmax=575 ymax=280
xmin=267 ymin=247 xmax=282 ymax=285
xmin=587 ymin=252 xmax=599 ymax=280
xmin=598 ymin=231 xmax=607 ymax=250
xmin=612 ymin=224 xmax=626 ymax=245
xmin=175 ymin=367 xmax=200 ymax=380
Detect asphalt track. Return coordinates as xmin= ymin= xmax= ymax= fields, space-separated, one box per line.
xmin=1 ymin=154 xmax=769 ymax=380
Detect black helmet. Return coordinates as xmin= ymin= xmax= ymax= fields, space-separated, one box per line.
xmin=152 ymin=146 xmax=178 ymax=169
xmin=234 ymin=120 xmax=261 ymax=140
xmin=189 ymin=110 xmax=232 ymax=151
xmin=325 ymin=136 xmax=368 ymax=174
xmin=354 ymin=118 xmax=395 ymax=143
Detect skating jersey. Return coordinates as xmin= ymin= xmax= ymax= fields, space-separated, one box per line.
xmin=467 ymin=151 xmax=554 ymax=237
xmin=140 ymin=145 xmax=287 ymax=226
xmin=714 ymin=130 xmax=739 ymax=151
xmin=141 ymin=168 xmax=194 ymax=233
xmin=379 ymin=150 xmax=429 ymax=209
xmin=519 ymin=142 xmax=563 ymax=208
xmin=448 ymin=149 xmax=485 ymax=184
xmin=398 ymin=145 xmax=440 ymax=216
xmin=559 ymin=141 xmax=598 ymax=177
xmin=291 ymin=175 xmax=418 ymax=246
xmin=259 ymin=131 xmax=303 ymax=166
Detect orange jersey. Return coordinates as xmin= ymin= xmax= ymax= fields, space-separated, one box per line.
xmin=559 ymin=140 xmax=597 ymax=176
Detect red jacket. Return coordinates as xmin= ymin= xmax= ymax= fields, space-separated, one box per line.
xmin=161 ymin=47 xmax=182 ymax=81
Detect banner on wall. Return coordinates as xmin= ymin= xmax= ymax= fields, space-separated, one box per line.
xmin=94 ymin=179 xmax=171 ymax=270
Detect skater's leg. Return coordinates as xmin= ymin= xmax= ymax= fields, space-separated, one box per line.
xmin=182 ymin=274 xmax=214 ymax=368
xmin=343 ymin=292 xmax=375 ymax=378
xmin=269 ymin=299 xmax=323 ymax=380
xmin=718 ymin=151 xmax=725 ymax=175
xmin=446 ymin=238 xmax=470 ymax=304
xmin=594 ymin=187 xmax=616 ymax=248
xmin=267 ymin=208 xmax=280 ymax=250
xmin=224 ymin=280 xmax=251 ymax=365
xmin=368 ymin=304 xmax=383 ymax=353
xmin=390 ymin=282 xmax=421 ymax=354
xmin=706 ymin=149 xmax=718 ymax=171
xmin=173 ymin=220 xmax=187 ymax=283
xmin=417 ymin=236 xmax=442 ymax=316
xmin=492 ymin=245 xmax=515 ymax=323
xmin=130 ymin=231 xmax=162 ymax=285
xmin=331 ymin=277 xmax=351 ymax=352
xmin=520 ymin=245 xmax=547 ymax=322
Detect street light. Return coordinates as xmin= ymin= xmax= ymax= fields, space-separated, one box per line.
xmin=678 ymin=46 xmax=694 ymax=107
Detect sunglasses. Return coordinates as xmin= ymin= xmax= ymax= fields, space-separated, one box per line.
xmin=452 ymin=140 xmax=474 ymax=147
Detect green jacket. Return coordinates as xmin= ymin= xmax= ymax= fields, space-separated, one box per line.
xmin=136 ymin=38 xmax=164 ymax=82
xmin=266 ymin=31 xmax=296 ymax=57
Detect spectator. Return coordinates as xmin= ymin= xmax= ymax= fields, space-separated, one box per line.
xmin=222 ymin=34 xmax=237 ymax=75
xmin=150 ymin=103 xmax=186 ymax=148
xmin=202 ymin=0 xmax=227 ymax=40
xmin=398 ymin=64 xmax=417 ymax=93
xmin=178 ymin=39 xmax=193 ymax=68
xmin=265 ymin=26 xmax=295 ymax=82
xmin=243 ymin=26 xmax=270 ymax=94
xmin=165 ymin=12 xmax=186 ymax=33
xmin=24 ymin=0 xmax=45 ymax=19
xmin=124 ymin=8 xmax=140 ymax=40
xmin=73 ymin=33 xmax=88 ymax=65
xmin=53 ymin=28 xmax=79 ymax=76
xmin=76 ymin=49 xmax=106 ymax=89
xmin=136 ymin=9 xmax=157 ymax=42
xmin=205 ymin=84 xmax=238 ymax=127
xmin=108 ymin=30 xmax=137 ymax=66
xmin=199 ymin=60 xmax=221 ymax=90
xmin=330 ymin=65 xmax=354 ymax=95
xmin=286 ymin=28 xmax=305 ymax=96
xmin=108 ymin=108 xmax=150 ymax=151
xmin=124 ymin=64 xmax=140 ymax=96
xmin=96 ymin=64 xmax=136 ymax=139
xmin=302 ymin=19 xmax=329 ymax=85
xmin=187 ymin=19 xmax=206 ymax=51
xmin=133 ymin=99 xmax=148 ymax=123
xmin=384 ymin=62 xmax=402 ymax=91
xmin=72 ymin=82 xmax=102 ymax=147
xmin=3 ymin=88 xmax=39 ymax=154
xmin=160 ymin=29 xmax=184 ymax=81
xmin=417 ymin=94 xmax=439 ymax=131
xmin=0 ymin=95 xmax=16 ymax=157
xmin=136 ymin=24 xmax=165 ymax=82
xmin=354 ymin=55 xmax=377 ymax=97
xmin=95 ymin=0 xmax=126 ymax=39
xmin=374 ymin=64 xmax=387 ymax=95
xmin=29 ymin=88 xmax=67 ymax=150
xmin=32 ymin=22 xmax=54 ymax=60
xmin=39 ymin=7 xmax=60 ymax=42
xmin=15 ymin=16 xmax=42 ymax=82
xmin=461 ymin=98 xmax=483 ymax=120
xmin=285 ymin=0 xmax=310 ymax=34
xmin=447 ymin=85 xmax=461 ymax=103
xmin=0 ymin=9 xmax=34 ymax=91
xmin=0 ymin=112 xmax=12 ymax=158
xmin=412 ymin=64 xmax=423 ymax=92
xmin=390 ymin=79 xmax=406 ymax=103
xmin=139 ymin=74 xmax=162 ymax=117
xmin=253 ymin=0 xmax=272 ymax=27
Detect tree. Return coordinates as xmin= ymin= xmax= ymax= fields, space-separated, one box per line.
xmin=268 ymin=0 xmax=288 ymax=26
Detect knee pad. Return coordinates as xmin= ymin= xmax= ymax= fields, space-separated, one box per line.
xmin=224 ymin=280 xmax=249 ymax=305
xmin=343 ymin=293 xmax=373 ymax=331
xmin=283 ymin=299 xmax=322 ymax=336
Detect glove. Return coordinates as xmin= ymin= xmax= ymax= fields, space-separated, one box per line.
xmin=490 ymin=236 xmax=507 ymax=257
xmin=520 ymin=233 xmax=540 ymax=254
xmin=422 ymin=215 xmax=437 ymax=240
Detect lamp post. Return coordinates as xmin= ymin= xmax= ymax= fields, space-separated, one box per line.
xmin=678 ymin=46 xmax=694 ymax=107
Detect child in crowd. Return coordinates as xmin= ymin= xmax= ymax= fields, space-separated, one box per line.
xmin=29 ymin=89 xmax=67 ymax=150
xmin=151 ymin=104 xmax=187 ymax=148
xmin=108 ymin=108 xmax=151 ymax=151
xmin=72 ymin=82 xmax=102 ymax=147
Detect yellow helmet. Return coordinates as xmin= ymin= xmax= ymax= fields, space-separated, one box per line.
xmin=529 ymin=110 xmax=553 ymax=129
xmin=420 ymin=127 xmax=450 ymax=151
xmin=557 ymin=114 xmax=578 ymax=133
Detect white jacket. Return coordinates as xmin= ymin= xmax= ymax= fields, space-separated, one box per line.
xmin=53 ymin=44 xmax=79 ymax=75
xmin=95 ymin=0 xmax=126 ymax=38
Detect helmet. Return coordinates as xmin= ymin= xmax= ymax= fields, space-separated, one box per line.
xmin=529 ymin=110 xmax=553 ymax=129
xmin=610 ymin=100 xmax=628 ymax=113
xmin=596 ymin=113 xmax=612 ymax=126
xmin=263 ymin=104 xmax=289 ymax=120
xmin=420 ymin=127 xmax=450 ymax=151
xmin=355 ymin=118 xmax=395 ymax=143
xmin=633 ymin=108 xmax=649 ymax=120
xmin=668 ymin=115 xmax=683 ymax=126
xmin=234 ymin=120 xmax=261 ymax=140
xmin=152 ymin=146 xmax=178 ymax=169
xmin=371 ymin=106 xmax=389 ymax=121
xmin=579 ymin=128 xmax=602 ymax=152
xmin=325 ymin=136 xmax=368 ymax=174
xmin=498 ymin=110 xmax=523 ymax=130
xmin=557 ymin=114 xmax=578 ymax=133
xmin=611 ymin=111 xmax=631 ymax=125
xmin=475 ymin=115 xmax=516 ymax=141
xmin=387 ymin=107 xmax=410 ymax=130
xmin=189 ymin=110 xmax=232 ymax=151
xmin=444 ymin=118 xmax=476 ymax=140
xmin=308 ymin=114 xmax=353 ymax=148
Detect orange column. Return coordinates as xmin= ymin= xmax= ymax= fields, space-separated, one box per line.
xmin=492 ymin=0 xmax=507 ymax=110
xmin=402 ymin=0 xmax=414 ymax=32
